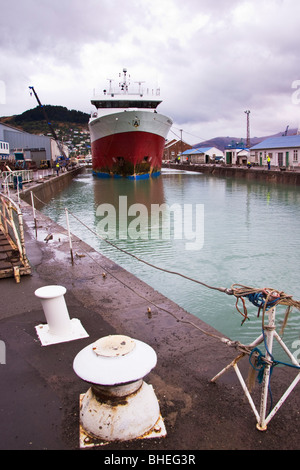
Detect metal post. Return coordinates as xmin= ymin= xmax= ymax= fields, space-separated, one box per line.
xmin=65 ymin=208 xmax=74 ymax=265
xmin=233 ymin=362 xmax=260 ymax=423
xmin=256 ymin=307 xmax=276 ymax=431
xmin=3 ymin=173 xmax=10 ymax=198
xmin=16 ymin=180 xmax=20 ymax=206
xmin=30 ymin=191 xmax=37 ymax=237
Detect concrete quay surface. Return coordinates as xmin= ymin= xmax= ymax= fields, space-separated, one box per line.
xmin=0 ymin=177 xmax=299 ymax=452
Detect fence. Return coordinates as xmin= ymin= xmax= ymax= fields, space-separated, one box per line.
xmin=0 ymin=192 xmax=31 ymax=282
xmin=1 ymin=170 xmax=33 ymax=187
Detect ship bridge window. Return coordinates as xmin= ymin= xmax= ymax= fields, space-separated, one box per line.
xmin=91 ymin=100 xmax=162 ymax=109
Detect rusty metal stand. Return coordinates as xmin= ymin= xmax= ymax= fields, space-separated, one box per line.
xmin=211 ymin=307 xmax=300 ymax=430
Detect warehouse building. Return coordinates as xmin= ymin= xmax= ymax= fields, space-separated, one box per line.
xmin=0 ymin=122 xmax=68 ymax=167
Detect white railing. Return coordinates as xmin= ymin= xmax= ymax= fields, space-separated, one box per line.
xmin=0 ymin=192 xmax=31 ymax=282
xmin=2 ymin=169 xmax=33 ymax=186
xmin=33 ymin=168 xmax=55 ymax=181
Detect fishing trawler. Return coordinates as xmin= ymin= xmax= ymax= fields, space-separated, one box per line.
xmin=89 ymin=68 xmax=173 ymax=179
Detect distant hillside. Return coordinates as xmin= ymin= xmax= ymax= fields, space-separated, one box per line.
xmin=192 ymin=136 xmax=262 ymax=151
xmin=193 ymin=129 xmax=299 ymax=151
xmin=0 ymin=105 xmax=90 ymax=134
xmin=0 ymin=105 xmax=92 ymax=155
xmin=15 ymin=105 xmax=89 ymax=124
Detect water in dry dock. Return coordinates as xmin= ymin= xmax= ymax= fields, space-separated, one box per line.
xmin=40 ymin=168 xmax=300 ymax=362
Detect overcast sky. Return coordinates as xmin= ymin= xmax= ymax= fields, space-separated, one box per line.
xmin=1 ymin=0 xmax=300 ymax=145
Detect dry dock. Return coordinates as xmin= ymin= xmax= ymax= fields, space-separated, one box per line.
xmin=0 ymin=169 xmax=299 ymax=452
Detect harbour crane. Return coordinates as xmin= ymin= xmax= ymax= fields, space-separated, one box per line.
xmin=28 ymin=86 xmax=68 ymax=162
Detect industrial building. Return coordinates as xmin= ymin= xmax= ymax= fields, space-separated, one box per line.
xmin=0 ymin=122 xmax=68 ymax=167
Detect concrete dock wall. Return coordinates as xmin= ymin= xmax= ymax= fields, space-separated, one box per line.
xmin=163 ymin=163 xmax=300 ymax=185
xmin=20 ymin=167 xmax=84 ymax=207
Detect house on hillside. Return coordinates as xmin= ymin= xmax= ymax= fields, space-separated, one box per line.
xmin=250 ymin=135 xmax=300 ymax=168
xmin=181 ymin=146 xmax=223 ymax=164
xmin=163 ymin=139 xmax=192 ymax=161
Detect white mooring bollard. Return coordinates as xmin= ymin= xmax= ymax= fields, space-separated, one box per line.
xmin=73 ymin=334 xmax=166 ymax=447
xmin=35 ymin=285 xmax=89 ymax=346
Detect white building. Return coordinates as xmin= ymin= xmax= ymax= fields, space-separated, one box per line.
xmin=250 ymin=135 xmax=300 ymax=168
xmin=181 ymin=147 xmax=223 ymax=164
xmin=224 ymin=146 xmax=250 ymax=165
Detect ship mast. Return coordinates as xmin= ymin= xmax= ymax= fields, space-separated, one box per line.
xmin=119 ymin=68 xmax=130 ymax=94
xmin=107 ymin=79 xmax=113 ymax=94
xmin=135 ymin=81 xmax=145 ymax=96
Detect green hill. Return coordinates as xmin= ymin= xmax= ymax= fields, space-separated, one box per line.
xmin=0 ymin=105 xmax=91 ymax=156
xmin=1 ymin=105 xmax=90 ymax=135
xmin=14 ymin=105 xmax=89 ymax=125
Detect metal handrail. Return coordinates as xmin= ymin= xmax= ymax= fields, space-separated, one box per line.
xmin=0 ymin=192 xmax=31 ymax=280
xmin=2 ymin=169 xmax=33 ymax=186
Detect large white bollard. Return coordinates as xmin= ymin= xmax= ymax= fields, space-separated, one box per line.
xmin=73 ymin=335 xmax=166 ymax=447
xmin=35 ymin=285 xmax=71 ymax=336
xmin=35 ymin=285 xmax=89 ymax=346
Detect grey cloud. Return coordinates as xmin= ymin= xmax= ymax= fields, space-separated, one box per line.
xmin=1 ymin=0 xmax=300 ymax=140
xmin=0 ymin=0 xmax=128 ymax=59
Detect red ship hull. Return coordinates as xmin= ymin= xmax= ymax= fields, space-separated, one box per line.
xmin=91 ymin=130 xmax=166 ymax=179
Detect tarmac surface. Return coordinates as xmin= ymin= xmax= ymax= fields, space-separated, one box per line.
xmin=0 ymin=178 xmax=299 ymax=454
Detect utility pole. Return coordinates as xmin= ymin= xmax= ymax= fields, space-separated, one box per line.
xmin=244 ymin=110 xmax=250 ymax=148
xmin=180 ymin=129 xmax=183 ymax=154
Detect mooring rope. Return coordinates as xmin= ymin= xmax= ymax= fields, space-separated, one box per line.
xmin=229 ymin=283 xmax=300 ymax=335
xmin=65 ymin=209 xmax=232 ymax=294
xmin=65 ymin=208 xmax=300 ymax=369
xmin=29 ymin=192 xmax=300 ymax=369
xmin=30 ymin=191 xmax=300 ymax=322
xmin=29 ymin=193 xmax=231 ymax=343
xmin=67 ymin=207 xmax=300 ymax=323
